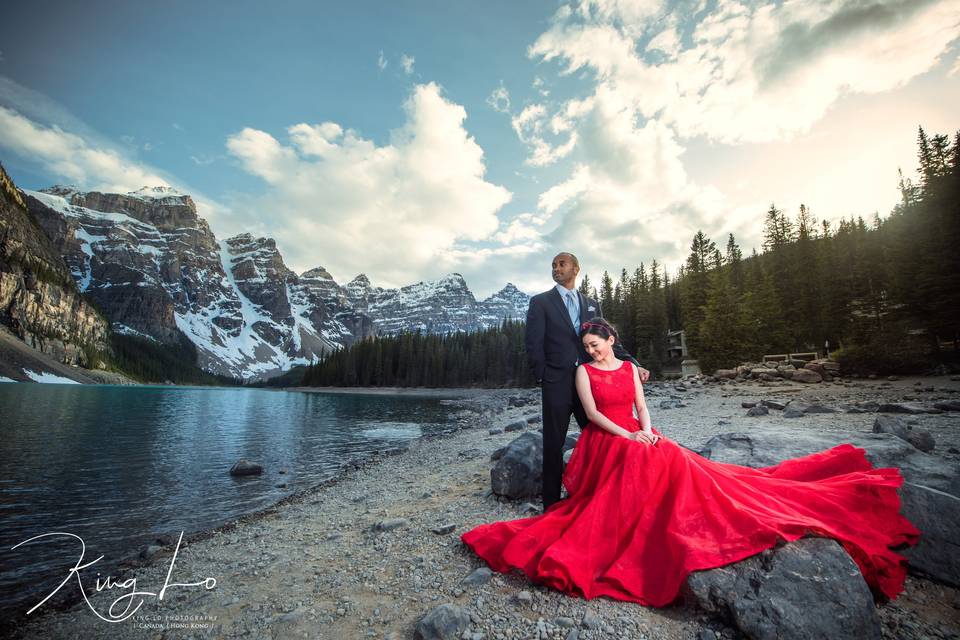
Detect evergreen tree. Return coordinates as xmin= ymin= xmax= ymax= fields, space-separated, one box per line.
xmin=725 ymin=233 xmax=744 ymax=296
xmin=698 ymin=261 xmax=749 ymax=372
xmin=679 ymin=231 xmax=716 ymax=359
xmin=599 ymin=270 xmax=614 ymax=317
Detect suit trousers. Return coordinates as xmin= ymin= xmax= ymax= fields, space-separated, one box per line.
xmin=541 ymin=367 xmax=588 ymax=509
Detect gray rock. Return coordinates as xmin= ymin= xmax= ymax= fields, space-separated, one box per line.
xmin=783 ymin=406 xmax=805 ymax=419
xmin=229 ymin=459 xmax=263 ymax=476
xmin=491 ymin=432 xmax=543 ymax=499
xmin=803 ymin=404 xmax=838 ymax=413
xmin=415 ymin=603 xmax=470 ymax=640
xmin=741 ymin=401 xmax=757 ymax=409
xmin=488 ymin=427 xmax=504 ymax=435
xmin=518 ymin=502 xmax=541 ymax=515
xmin=878 ymin=402 xmax=943 ymax=415
xmin=581 ymin=609 xmax=601 ymax=630
xmin=934 ymin=400 xmax=960 ymax=411
xmin=526 ymin=414 xmax=542 ymax=423
xmin=699 ymin=429 xmax=960 ymax=586
xmin=515 ymin=590 xmax=533 ymax=604
xmin=462 ymin=567 xmax=492 ymax=587
xmin=563 ymin=432 xmax=580 ymax=451
xmin=873 ymin=416 xmax=936 ymax=453
xmin=491 ymin=446 xmax=507 ymax=461
xmin=139 ymin=545 xmax=162 ymax=561
xmin=761 ymin=399 xmax=788 ymax=410
xmin=791 ymin=368 xmax=823 ymax=383
xmin=686 ymin=538 xmax=881 ymax=640
xmin=746 ymin=405 xmax=769 ymax=417
xmin=504 ymin=420 xmax=527 ymax=432
xmin=430 ymin=524 xmax=456 ymax=535
xmin=374 ymin=518 xmax=409 ymax=532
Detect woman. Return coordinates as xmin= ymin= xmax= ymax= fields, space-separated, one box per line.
xmin=461 ymin=318 xmax=920 ymax=607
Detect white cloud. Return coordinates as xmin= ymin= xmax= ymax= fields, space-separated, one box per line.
xmin=400 ymin=54 xmax=415 ymax=74
xmin=533 ymin=76 xmax=550 ymax=97
xmin=0 ymin=105 xmax=171 ymax=192
xmin=377 ymin=50 xmax=387 ymax=71
xmin=502 ymin=0 xmax=960 ymax=287
xmin=486 ymin=82 xmax=511 ymax=113
xmin=510 ymin=103 xmax=578 ymax=167
xmin=536 ymin=90 xmax=728 ymax=273
xmin=225 ymin=83 xmax=512 ymax=288
xmin=531 ymin=0 xmax=960 ymax=144
xmin=492 ymin=212 xmax=549 ymax=245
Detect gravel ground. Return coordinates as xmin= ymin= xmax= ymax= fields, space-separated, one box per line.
xmin=9 ymin=376 xmax=960 ymax=640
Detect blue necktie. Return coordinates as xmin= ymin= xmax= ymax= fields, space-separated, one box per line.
xmin=566 ymin=291 xmax=578 ymax=329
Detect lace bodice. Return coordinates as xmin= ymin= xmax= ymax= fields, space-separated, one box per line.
xmin=583 ymin=360 xmax=637 ymax=431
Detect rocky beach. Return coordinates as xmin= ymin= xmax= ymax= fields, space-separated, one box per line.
xmin=7 ymin=374 xmax=960 ymax=640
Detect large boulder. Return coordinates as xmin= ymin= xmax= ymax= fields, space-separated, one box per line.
xmin=872 ymin=415 xmax=936 ymax=453
xmin=791 ymin=368 xmax=823 ymax=383
xmin=699 ymin=428 xmax=960 ymax=586
xmin=491 ymin=432 xmax=542 ymax=499
xmin=686 ymin=538 xmax=881 ymax=640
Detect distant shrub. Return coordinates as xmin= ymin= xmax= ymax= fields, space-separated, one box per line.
xmin=834 ymin=329 xmax=934 ymax=375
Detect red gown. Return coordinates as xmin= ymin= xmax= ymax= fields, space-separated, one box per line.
xmin=461 ymin=360 xmax=921 ymax=606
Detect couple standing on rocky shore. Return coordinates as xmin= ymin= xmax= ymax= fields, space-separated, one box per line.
xmin=461 ymin=251 xmax=921 ymax=607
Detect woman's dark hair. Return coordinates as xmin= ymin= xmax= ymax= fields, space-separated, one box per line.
xmin=579 ymin=317 xmax=618 ymax=341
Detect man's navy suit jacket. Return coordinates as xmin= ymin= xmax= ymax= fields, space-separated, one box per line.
xmin=525 ymin=288 xmax=638 ymax=384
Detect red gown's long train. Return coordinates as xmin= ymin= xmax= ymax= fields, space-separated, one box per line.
xmin=461 ymin=362 xmax=920 ymax=606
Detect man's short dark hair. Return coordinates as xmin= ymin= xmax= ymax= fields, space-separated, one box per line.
xmin=554 ymin=252 xmax=579 ymax=269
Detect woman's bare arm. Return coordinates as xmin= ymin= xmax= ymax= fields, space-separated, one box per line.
xmin=575 ymin=366 xmax=633 ymax=438
xmin=633 ymin=364 xmax=659 ymax=443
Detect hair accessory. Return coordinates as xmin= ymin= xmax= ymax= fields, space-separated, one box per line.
xmin=580 ymin=322 xmax=607 ymax=330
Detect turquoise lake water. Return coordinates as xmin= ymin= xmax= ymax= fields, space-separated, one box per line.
xmin=0 ymin=383 xmax=462 ymax=618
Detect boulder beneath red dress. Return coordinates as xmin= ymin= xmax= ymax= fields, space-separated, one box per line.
xmin=685 ymin=537 xmax=881 ymax=640
xmin=698 ymin=429 xmax=960 ymax=587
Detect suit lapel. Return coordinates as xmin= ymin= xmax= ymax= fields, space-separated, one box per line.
xmin=578 ymin=292 xmax=593 ymax=325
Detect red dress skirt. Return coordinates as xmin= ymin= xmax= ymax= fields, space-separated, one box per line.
xmin=461 ymin=361 xmax=920 ymax=606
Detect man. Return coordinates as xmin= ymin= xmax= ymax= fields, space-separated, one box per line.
xmin=525 ymin=252 xmax=650 ymax=510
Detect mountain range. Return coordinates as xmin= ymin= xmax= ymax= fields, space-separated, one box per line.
xmin=0 ymin=168 xmax=530 ymax=380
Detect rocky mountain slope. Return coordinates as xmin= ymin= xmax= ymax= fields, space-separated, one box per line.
xmin=13 ymin=181 xmax=529 ymax=380
xmin=0 ymin=165 xmax=110 ymax=367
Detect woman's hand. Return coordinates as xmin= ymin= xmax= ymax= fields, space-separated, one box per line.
xmin=627 ymin=430 xmax=660 ymax=445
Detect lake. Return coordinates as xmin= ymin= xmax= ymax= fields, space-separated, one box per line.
xmin=0 ymin=383 xmax=464 ymax=618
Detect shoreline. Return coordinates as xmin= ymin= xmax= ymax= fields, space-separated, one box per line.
xmin=0 ymin=389 xmax=502 ymax=630
xmin=8 ymin=378 xmax=960 ymax=639
xmin=281 ymin=385 xmax=513 ymax=399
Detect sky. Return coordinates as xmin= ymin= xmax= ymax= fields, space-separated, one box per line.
xmin=1 ymin=0 xmax=959 ymax=298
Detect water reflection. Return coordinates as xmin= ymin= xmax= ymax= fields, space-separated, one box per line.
xmin=0 ymin=384 xmax=458 ymax=617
